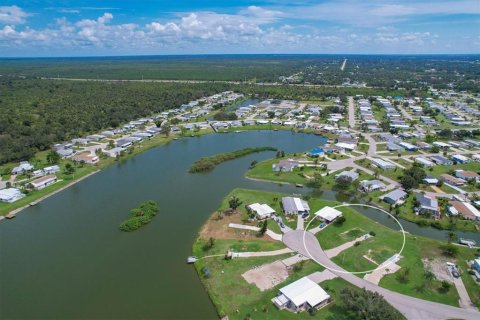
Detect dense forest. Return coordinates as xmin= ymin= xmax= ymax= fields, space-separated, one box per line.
xmin=0 ymin=55 xmax=478 ymax=92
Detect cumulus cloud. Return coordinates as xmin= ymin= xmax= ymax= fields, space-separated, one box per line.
xmin=0 ymin=6 xmax=29 ymax=25
xmin=0 ymin=4 xmax=477 ymax=55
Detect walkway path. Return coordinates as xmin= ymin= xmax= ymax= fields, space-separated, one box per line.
xmin=363 ymin=254 xmax=402 ymax=285
xmin=308 ymin=269 xmax=338 ymax=283
xmin=233 ymin=247 xmax=293 ymax=258
xmin=296 ymin=215 xmax=304 ymax=230
xmin=324 ymin=234 xmax=372 ymax=258
xmin=228 ymin=223 xmax=283 ymax=241
xmin=453 ymin=275 xmax=478 ymax=311
xmin=282 ymin=230 xmax=480 ymax=320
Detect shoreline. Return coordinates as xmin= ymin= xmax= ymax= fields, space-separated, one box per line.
xmin=1 ymin=170 xmax=100 ymax=222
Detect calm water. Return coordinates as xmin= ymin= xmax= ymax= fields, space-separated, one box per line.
xmin=0 ymin=131 xmax=324 ymax=319
xmin=1 ymin=131 xmax=478 ymax=319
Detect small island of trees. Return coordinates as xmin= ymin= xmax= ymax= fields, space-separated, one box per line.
xmin=189 ymin=147 xmax=277 ymax=173
xmin=119 ymin=200 xmax=160 ymax=232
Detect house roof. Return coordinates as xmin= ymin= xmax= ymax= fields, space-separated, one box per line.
xmin=314 ymin=206 xmax=343 ymax=222
xmin=247 ymin=203 xmax=275 ymax=218
xmin=384 ymin=189 xmax=407 ymax=201
xmin=360 ymin=180 xmax=386 ymax=188
xmin=0 ymin=188 xmax=24 ymax=200
xmin=282 ymin=197 xmax=310 ymax=213
xmin=279 ymin=277 xmax=330 ymax=308
xmin=416 ymin=194 xmax=438 ymax=211
xmin=449 ymin=201 xmax=480 ymax=219
xmin=335 ymin=170 xmax=359 ymax=180
xmin=30 ymin=175 xmax=56 ymax=187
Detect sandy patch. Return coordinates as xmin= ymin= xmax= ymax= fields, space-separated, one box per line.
xmin=242 ymin=260 xmax=289 ymax=291
xmin=422 ymin=258 xmax=453 ymax=283
xmin=198 ymin=211 xmax=276 ymax=242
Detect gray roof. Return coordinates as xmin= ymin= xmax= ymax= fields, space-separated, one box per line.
xmin=416 ymin=194 xmax=438 ymax=211
xmin=282 ymin=197 xmax=310 ymax=213
xmin=384 ymin=189 xmax=407 ymax=202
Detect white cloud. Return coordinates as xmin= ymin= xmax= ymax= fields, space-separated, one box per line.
xmin=0 ymin=6 xmax=29 ymax=25
xmin=0 ymin=4 xmax=477 ymax=55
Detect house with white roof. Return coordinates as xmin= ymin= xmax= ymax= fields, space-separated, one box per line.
xmin=452 ymin=154 xmax=470 ymax=164
xmin=314 ymin=206 xmax=343 ymax=223
xmin=0 ymin=188 xmax=25 ymax=203
xmin=360 ymin=180 xmax=386 ymax=192
xmin=272 ymin=277 xmax=331 ymax=312
xmin=12 ymin=161 xmax=34 ymax=175
xmin=246 ymin=203 xmax=276 ymax=220
xmin=415 ymin=157 xmax=435 ymax=167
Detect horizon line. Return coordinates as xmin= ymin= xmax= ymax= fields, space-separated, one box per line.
xmin=1 ymin=53 xmax=480 ymax=60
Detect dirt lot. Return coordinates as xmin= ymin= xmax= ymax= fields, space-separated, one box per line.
xmin=242 ymin=260 xmax=289 ymax=291
xmin=423 ymin=258 xmax=453 ymax=283
xmin=198 ymin=210 xmax=276 ymax=242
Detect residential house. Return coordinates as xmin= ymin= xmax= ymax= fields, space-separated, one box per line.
xmin=29 ymin=175 xmax=57 ymax=190
xmin=452 ymin=154 xmax=470 ymax=164
xmin=386 ymin=142 xmax=403 ymax=152
xmin=383 ymin=189 xmax=407 ymax=205
xmin=12 ymin=161 xmax=34 ymax=175
xmin=103 ymin=147 xmax=124 ymax=158
xmin=43 ymin=165 xmax=60 ymax=175
xmin=0 ymin=188 xmax=25 ymax=203
xmin=335 ymin=170 xmax=359 ymax=181
xmin=72 ymin=152 xmax=99 ymax=164
xmin=314 ymin=206 xmax=343 ymax=223
xmin=449 ymin=201 xmax=480 ymax=220
xmin=335 ymin=142 xmax=356 ymax=151
xmin=116 ymin=139 xmax=132 ymax=148
xmin=246 ymin=203 xmax=276 ymax=220
xmin=281 ymin=197 xmax=310 ymax=216
xmin=430 ymin=156 xmax=453 ymax=166
xmin=272 ymin=277 xmax=331 ymax=312
xmin=359 ymin=180 xmax=386 ymax=192
xmin=432 ymin=141 xmax=451 ymax=149
xmin=416 ymin=142 xmax=432 ymax=150
xmin=423 ymin=177 xmax=439 ymax=185
xmin=416 ymin=194 xmax=440 ymax=218
xmin=415 ymin=157 xmax=435 ymax=167
xmin=272 ymin=160 xmax=301 ymax=172
xmin=372 ymin=158 xmax=395 ymax=170
xmin=455 ymin=170 xmax=480 ymax=182
xmin=439 ymin=174 xmax=466 ymax=186
xmin=56 ymin=148 xmax=75 ymax=158
xmin=399 ymin=142 xmax=417 ymax=151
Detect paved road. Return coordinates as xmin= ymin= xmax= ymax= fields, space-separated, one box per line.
xmin=348 ymin=96 xmax=356 ymax=128
xmin=282 ymin=230 xmax=480 ymax=320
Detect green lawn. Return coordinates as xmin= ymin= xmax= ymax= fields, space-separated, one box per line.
xmin=193 ymin=238 xmax=364 ymax=320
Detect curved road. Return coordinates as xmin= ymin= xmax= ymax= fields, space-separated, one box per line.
xmin=283 ymin=230 xmax=480 ymax=320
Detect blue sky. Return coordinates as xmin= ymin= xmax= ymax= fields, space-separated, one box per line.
xmin=0 ymin=0 xmax=478 ymax=56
